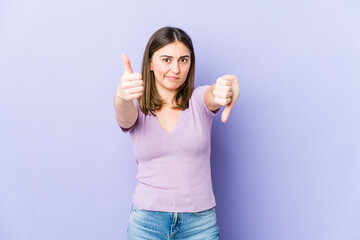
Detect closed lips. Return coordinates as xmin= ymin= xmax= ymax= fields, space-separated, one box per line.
xmin=166 ymin=76 xmax=179 ymax=80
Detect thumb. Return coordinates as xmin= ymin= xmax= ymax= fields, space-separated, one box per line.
xmin=221 ymin=77 xmax=240 ymax=123
xmin=221 ymin=103 xmax=234 ymax=123
xmin=122 ymin=53 xmax=133 ymax=74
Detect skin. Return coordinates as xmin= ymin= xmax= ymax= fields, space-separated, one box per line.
xmin=113 ymin=41 xmax=240 ymax=131
xmin=150 ymin=41 xmax=191 ymax=106
xmin=205 ymin=74 xmax=240 ymax=123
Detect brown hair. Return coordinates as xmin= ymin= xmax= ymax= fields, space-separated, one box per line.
xmin=138 ymin=27 xmax=195 ymax=116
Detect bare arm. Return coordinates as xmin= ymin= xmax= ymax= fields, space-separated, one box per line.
xmin=204 ymin=75 xmax=240 ymax=122
xmin=114 ymin=53 xmax=143 ymax=129
xmin=113 ymin=95 xmax=138 ymax=129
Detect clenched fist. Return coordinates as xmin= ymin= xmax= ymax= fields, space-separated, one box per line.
xmin=213 ymin=75 xmax=240 ymax=123
xmin=115 ymin=54 xmax=144 ymax=101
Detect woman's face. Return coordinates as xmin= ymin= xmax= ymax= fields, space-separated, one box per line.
xmin=150 ymin=41 xmax=191 ymax=95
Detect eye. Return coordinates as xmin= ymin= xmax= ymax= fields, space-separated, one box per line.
xmin=163 ymin=58 xmax=171 ymax=63
xmin=180 ymin=58 xmax=188 ymax=63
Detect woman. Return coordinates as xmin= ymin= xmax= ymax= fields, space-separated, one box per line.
xmin=113 ymin=27 xmax=240 ymax=239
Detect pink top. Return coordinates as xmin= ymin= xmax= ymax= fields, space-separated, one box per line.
xmin=121 ymin=85 xmax=219 ymax=212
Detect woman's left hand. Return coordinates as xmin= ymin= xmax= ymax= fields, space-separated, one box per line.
xmin=213 ymin=75 xmax=240 ymax=123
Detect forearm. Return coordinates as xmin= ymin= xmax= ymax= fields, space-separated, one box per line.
xmin=113 ymin=95 xmax=138 ymax=129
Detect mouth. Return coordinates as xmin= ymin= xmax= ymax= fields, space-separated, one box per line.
xmin=165 ymin=76 xmax=180 ymax=81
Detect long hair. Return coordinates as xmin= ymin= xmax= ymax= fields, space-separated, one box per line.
xmin=139 ymin=27 xmax=195 ymax=116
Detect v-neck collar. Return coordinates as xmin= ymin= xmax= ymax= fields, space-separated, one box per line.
xmin=155 ymin=110 xmax=183 ymax=134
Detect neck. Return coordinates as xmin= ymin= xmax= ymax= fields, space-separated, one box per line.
xmin=155 ymin=85 xmax=177 ymax=106
xmin=160 ymin=93 xmax=177 ymax=110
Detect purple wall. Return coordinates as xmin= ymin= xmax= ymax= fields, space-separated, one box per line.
xmin=1 ymin=0 xmax=359 ymax=239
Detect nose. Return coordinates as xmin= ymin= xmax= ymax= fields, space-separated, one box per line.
xmin=171 ymin=61 xmax=180 ymax=74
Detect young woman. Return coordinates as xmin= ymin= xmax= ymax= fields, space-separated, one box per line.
xmin=114 ymin=26 xmax=240 ymax=239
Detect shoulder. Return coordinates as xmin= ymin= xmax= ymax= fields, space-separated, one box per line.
xmin=193 ymin=85 xmax=210 ymax=95
xmin=191 ymin=85 xmax=219 ymax=117
xmin=191 ymin=85 xmax=211 ymax=103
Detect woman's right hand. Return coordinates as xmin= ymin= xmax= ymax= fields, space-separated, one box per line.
xmin=115 ymin=53 xmax=144 ymax=101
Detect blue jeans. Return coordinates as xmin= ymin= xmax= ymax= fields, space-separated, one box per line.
xmin=127 ymin=205 xmax=220 ymax=239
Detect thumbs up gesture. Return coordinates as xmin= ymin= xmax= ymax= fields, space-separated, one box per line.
xmin=115 ymin=53 xmax=144 ymax=101
xmin=213 ymin=75 xmax=240 ymax=123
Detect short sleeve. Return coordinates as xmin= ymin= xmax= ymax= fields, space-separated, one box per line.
xmin=119 ymin=99 xmax=139 ymax=134
xmin=192 ymin=85 xmax=220 ymax=118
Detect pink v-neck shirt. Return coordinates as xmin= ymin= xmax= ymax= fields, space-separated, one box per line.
xmin=121 ymin=85 xmax=219 ymax=213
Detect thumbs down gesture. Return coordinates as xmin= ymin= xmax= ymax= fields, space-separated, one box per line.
xmin=213 ymin=75 xmax=240 ymax=123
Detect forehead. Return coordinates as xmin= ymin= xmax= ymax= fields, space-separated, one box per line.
xmin=154 ymin=41 xmax=190 ymax=56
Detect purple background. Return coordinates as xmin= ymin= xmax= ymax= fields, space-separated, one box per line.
xmin=1 ymin=0 xmax=360 ymax=239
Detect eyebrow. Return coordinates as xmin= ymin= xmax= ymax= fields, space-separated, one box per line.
xmin=159 ymin=55 xmax=190 ymax=58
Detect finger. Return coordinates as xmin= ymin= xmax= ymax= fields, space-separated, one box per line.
xmin=123 ymin=92 xmax=143 ymax=101
xmin=216 ymin=77 xmax=232 ymax=86
xmin=126 ymin=86 xmax=144 ymax=94
xmin=215 ymin=84 xmax=232 ymax=92
xmin=214 ymin=96 xmax=231 ymax=106
xmin=221 ymin=100 xmax=236 ymax=123
xmin=222 ymin=86 xmax=240 ymax=123
xmin=221 ymin=105 xmax=232 ymax=123
xmin=129 ymin=92 xmax=143 ymax=99
xmin=122 ymin=53 xmax=133 ymax=74
xmin=222 ymin=75 xmax=235 ymax=81
xmin=213 ymin=89 xmax=233 ymax=99
xmin=122 ymin=73 xmax=142 ymax=81
xmin=123 ymin=80 xmax=143 ymax=88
